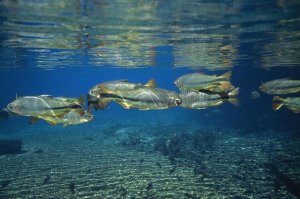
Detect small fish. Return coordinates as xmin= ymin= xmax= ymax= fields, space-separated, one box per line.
xmin=96 ymin=86 xmax=182 ymax=110
xmin=169 ymin=165 xmax=177 ymax=174
xmin=174 ymin=71 xmax=232 ymax=92
xmin=250 ymin=90 xmax=260 ymax=100
xmin=69 ymin=182 xmax=76 ymax=194
xmin=180 ymin=88 xmax=239 ymax=109
xmin=156 ymin=162 xmax=162 ymax=169
xmin=260 ymin=78 xmax=300 ymax=94
xmin=272 ymin=96 xmax=300 ymax=113
xmin=43 ymin=175 xmax=51 ymax=185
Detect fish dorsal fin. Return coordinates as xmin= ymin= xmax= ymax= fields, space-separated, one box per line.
xmin=228 ymin=87 xmax=239 ymax=97
xmin=77 ymin=95 xmax=85 ymax=105
xmin=273 ymin=77 xmax=291 ymax=81
xmin=39 ymin=95 xmax=52 ymax=97
xmin=144 ymin=79 xmax=157 ymax=88
xmin=115 ymin=79 xmax=128 ymax=82
xmin=219 ymin=71 xmax=232 ymax=79
xmin=29 ymin=117 xmax=39 ymax=124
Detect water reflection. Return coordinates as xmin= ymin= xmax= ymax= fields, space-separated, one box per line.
xmin=0 ymin=0 xmax=299 ymax=69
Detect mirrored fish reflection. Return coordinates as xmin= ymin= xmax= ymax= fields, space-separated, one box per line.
xmin=260 ymin=78 xmax=300 ymax=95
xmin=179 ymin=88 xmax=239 ymax=109
xmin=174 ymin=71 xmax=233 ymax=93
xmin=272 ymin=96 xmax=300 ymax=113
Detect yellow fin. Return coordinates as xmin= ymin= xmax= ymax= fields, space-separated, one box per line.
xmin=219 ymin=71 xmax=232 ymax=80
xmin=272 ymin=96 xmax=284 ymax=110
xmin=228 ymin=98 xmax=240 ymax=106
xmin=115 ymin=99 xmax=131 ymax=109
xmin=228 ymin=87 xmax=239 ymax=97
xmin=44 ymin=118 xmax=57 ymax=125
xmin=29 ymin=117 xmax=39 ymax=124
xmin=98 ymin=99 xmax=111 ymax=109
xmin=77 ymin=95 xmax=85 ymax=105
xmin=144 ymin=79 xmax=157 ymax=88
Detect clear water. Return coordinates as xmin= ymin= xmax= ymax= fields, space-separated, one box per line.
xmin=0 ymin=1 xmax=299 ymax=198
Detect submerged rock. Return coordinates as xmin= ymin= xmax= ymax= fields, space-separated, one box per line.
xmin=0 ymin=139 xmax=25 ymax=156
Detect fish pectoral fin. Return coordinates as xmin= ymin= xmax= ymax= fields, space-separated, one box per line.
xmin=219 ymin=71 xmax=232 ymax=80
xmin=44 ymin=118 xmax=57 ymax=125
xmin=144 ymin=79 xmax=157 ymax=88
xmin=29 ymin=117 xmax=39 ymax=124
xmin=77 ymin=95 xmax=85 ymax=105
xmin=115 ymin=100 xmax=131 ymax=109
xmin=272 ymin=96 xmax=284 ymax=110
xmin=97 ymin=99 xmax=111 ymax=109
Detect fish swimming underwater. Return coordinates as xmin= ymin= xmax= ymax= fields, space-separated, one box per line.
xmin=179 ymin=88 xmax=239 ymax=109
xmin=88 ymin=79 xmax=156 ymax=110
xmin=94 ymin=86 xmax=182 ymax=110
xmin=260 ymin=78 xmax=300 ymax=94
xmin=174 ymin=71 xmax=233 ymax=92
xmin=6 ymin=95 xmax=90 ymax=125
xmin=7 ymin=95 xmax=85 ymax=118
xmin=272 ymin=96 xmax=300 ymax=113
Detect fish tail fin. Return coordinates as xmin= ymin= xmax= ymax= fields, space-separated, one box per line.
xmin=228 ymin=98 xmax=240 ymax=106
xmin=77 ymin=95 xmax=85 ymax=105
xmin=228 ymin=87 xmax=239 ymax=97
xmin=145 ymin=79 xmax=156 ymax=88
xmin=220 ymin=71 xmax=232 ymax=80
xmin=272 ymin=96 xmax=284 ymax=110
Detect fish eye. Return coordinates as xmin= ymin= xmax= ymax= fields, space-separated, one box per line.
xmin=175 ymin=99 xmax=182 ymax=105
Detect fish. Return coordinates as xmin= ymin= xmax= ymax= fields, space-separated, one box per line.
xmin=96 ymin=86 xmax=182 ymax=110
xmin=260 ymin=78 xmax=300 ymax=94
xmin=37 ymin=110 xmax=95 ymax=126
xmin=179 ymin=88 xmax=239 ymax=109
xmin=272 ymin=96 xmax=300 ymax=113
xmin=174 ymin=71 xmax=232 ymax=92
xmin=7 ymin=95 xmax=84 ymax=118
xmin=88 ymin=79 xmax=156 ymax=110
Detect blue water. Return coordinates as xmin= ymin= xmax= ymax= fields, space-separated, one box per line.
xmin=0 ymin=1 xmax=300 ymax=198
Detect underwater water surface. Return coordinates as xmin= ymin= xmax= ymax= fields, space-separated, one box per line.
xmin=0 ymin=0 xmax=300 ymax=198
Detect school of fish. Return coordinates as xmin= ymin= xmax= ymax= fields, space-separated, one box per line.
xmin=1 ymin=71 xmax=299 ymax=127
